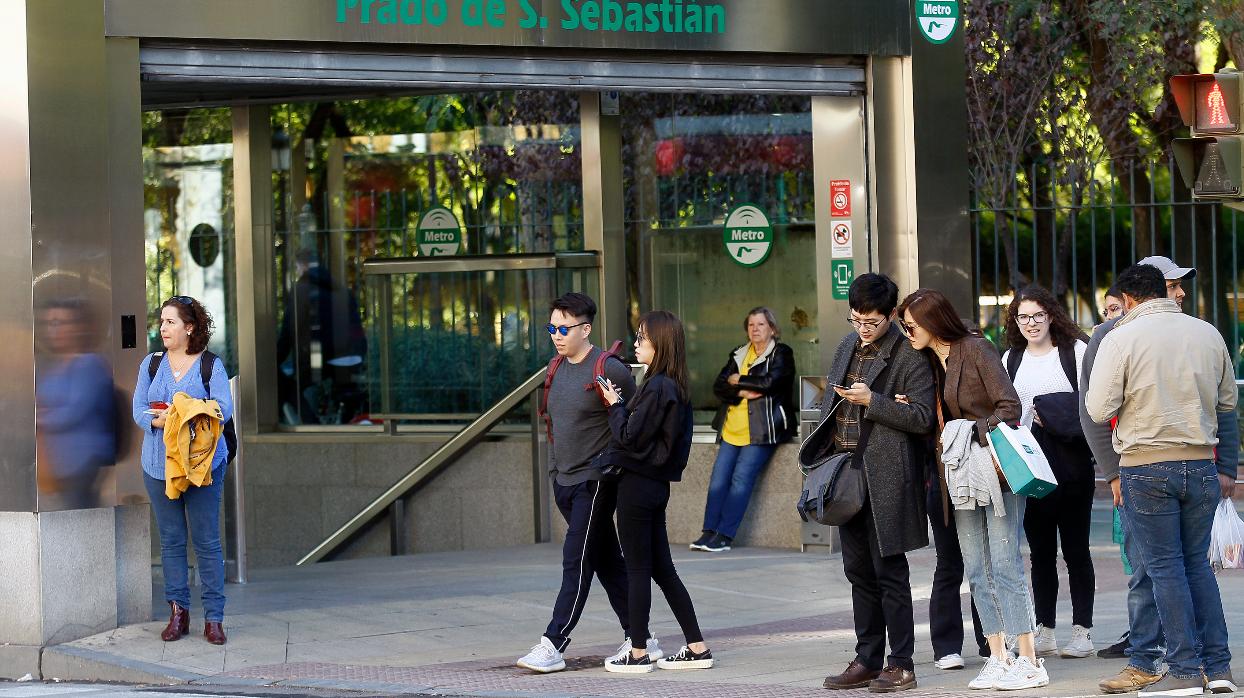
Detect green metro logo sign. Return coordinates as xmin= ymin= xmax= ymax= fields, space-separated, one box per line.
xmin=916 ymin=0 xmax=958 ymax=44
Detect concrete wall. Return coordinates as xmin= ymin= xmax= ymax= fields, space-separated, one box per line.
xmin=241 ymin=437 xmax=805 ymax=569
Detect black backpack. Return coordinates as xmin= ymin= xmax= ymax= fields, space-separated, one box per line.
xmin=149 ymin=350 xmax=238 ymax=464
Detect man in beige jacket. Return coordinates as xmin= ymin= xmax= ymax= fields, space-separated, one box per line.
xmin=1086 ymin=263 xmax=1237 ymax=696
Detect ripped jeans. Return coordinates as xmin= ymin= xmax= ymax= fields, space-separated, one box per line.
xmin=954 ymin=492 xmax=1035 ymax=638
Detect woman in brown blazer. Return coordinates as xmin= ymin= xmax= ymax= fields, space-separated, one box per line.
xmin=896 ymin=289 xmax=1045 ymax=691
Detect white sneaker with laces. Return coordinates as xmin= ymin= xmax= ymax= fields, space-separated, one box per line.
xmin=1034 ymin=624 xmax=1058 ymax=656
xmin=969 ymin=656 xmax=1010 ymax=690
xmin=1060 ymin=624 xmax=1094 ymax=658
xmin=516 ymin=637 xmax=565 ymax=673
xmin=606 ymin=635 xmax=663 ymax=664
xmin=934 ymin=653 xmax=965 ymax=670
xmin=995 ymin=656 xmax=1049 ymax=691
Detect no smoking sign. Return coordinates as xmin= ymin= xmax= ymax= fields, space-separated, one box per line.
xmin=830 ymin=179 xmax=851 ymax=217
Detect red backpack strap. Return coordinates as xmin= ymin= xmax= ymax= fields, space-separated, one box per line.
xmin=591 ymin=340 xmax=627 ymax=406
xmin=539 ymin=355 xmax=564 ymax=443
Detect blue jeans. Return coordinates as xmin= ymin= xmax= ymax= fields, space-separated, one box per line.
xmin=1121 ymin=460 xmax=1231 ymax=679
xmin=701 ymin=443 xmax=778 ymax=539
xmin=954 ymin=492 xmax=1034 ymax=638
xmin=1121 ymin=508 xmax=1166 ymax=674
xmin=144 ymin=470 xmax=227 ymax=622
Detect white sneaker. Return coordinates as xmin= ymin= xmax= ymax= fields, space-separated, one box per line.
xmin=1034 ymin=624 xmax=1058 ymax=656
xmin=935 ymin=653 xmax=965 ymax=670
xmin=995 ymin=656 xmax=1049 ymax=691
xmin=969 ymin=656 xmax=1010 ymax=690
xmin=517 ymin=637 xmax=566 ymax=673
xmin=1060 ymin=625 xmax=1093 ymax=658
xmin=607 ymin=635 xmax=664 ymax=664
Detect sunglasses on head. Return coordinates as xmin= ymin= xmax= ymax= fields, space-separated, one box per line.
xmin=546 ymin=321 xmax=588 ymax=336
xmin=168 ymin=295 xmax=194 ymax=306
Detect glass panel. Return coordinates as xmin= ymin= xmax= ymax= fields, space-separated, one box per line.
xmin=271 ymin=92 xmax=583 ymax=425
xmin=621 ymin=94 xmax=817 ymax=422
xmin=142 ymin=108 xmax=238 ymax=374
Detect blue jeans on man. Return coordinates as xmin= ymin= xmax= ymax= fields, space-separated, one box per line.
xmin=143 ymin=468 xmax=227 ymax=622
xmin=1121 ymin=459 xmax=1231 ymax=680
xmin=702 ymin=443 xmax=778 ymax=539
xmin=1119 ymin=507 xmax=1165 ymax=674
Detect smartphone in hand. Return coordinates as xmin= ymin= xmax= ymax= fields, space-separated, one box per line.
xmin=595 ymin=375 xmax=620 ymax=403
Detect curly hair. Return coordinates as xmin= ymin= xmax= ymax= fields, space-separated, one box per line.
xmin=161 ymin=296 xmax=215 ymax=354
xmin=1004 ymin=286 xmax=1087 ymax=351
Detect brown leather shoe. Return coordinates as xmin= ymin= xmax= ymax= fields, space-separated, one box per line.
xmin=160 ymin=602 xmax=189 ymax=642
xmin=869 ymin=666 xmax=917 ymax=693
xmin=204 ymin=621 xmax=227 ymax=645
xmin=824 ymin=659 xmax=881 ymax=689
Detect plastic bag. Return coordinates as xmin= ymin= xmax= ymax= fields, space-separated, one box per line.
xmin=1209 ymin=499 xmax=1244 ymax=570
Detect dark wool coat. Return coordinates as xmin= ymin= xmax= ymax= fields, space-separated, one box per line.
xmin=810 ymin=324 xmax=936 ymax=557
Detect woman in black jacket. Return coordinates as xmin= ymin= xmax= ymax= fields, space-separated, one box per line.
xmin=695 ymin=307 xmax=796 ymax=552
xmin=598 ymin=310 xmax=714 ymax=675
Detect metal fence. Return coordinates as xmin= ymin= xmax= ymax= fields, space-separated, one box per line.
xmin=970 ymin=155 xmax=1244 ymax=375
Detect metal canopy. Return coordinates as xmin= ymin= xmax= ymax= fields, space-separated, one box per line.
xmin=138 ymin=44 xmax=866 ymax=108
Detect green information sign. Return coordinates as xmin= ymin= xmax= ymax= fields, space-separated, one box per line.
xmin=831 ymin=259 xmax=855 ymax=299
xmin=915 ymin=0 xmax=958 ymax=44
xmin=417 ymin=207 xmax=463 ymax=256
xmin=722 ymin=203 xmax=773 ymax=268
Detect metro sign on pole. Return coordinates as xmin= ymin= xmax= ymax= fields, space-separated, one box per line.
xmin=1171 ymin=70 xmax=1244 ymax=202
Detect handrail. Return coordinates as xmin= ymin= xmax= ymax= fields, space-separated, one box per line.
xmin=362 ymin=251 xmax=599 ymax=275
xmin=297 ymin=367 xmax=548 ymax=565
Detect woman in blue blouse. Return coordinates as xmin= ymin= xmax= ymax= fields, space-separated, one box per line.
xmin=132 ymin=296 xmax=233 ymax=645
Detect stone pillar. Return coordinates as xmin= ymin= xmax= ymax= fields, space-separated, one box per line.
xmin=0 ymin=2 xmax=151 ymax=679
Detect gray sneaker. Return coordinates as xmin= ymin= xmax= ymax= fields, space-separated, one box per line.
xmin=1138 ymin=673 xmax=1206 ymax=697
xmin=1206 ymin=671 xmax=1237 ymax=694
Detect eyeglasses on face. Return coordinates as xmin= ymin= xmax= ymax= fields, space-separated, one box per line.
xmin=635 ymin=331 xmax=647 ymax=345
xmin=899 ymin=321 xmax=920 ymax=335
xmin=1102 ymin=304 xmax=1122 ymax=318
xmin=168 ymin=295 xmax=194 ymax=306
xmin=1016 ymin=311 xmax=1049 ymax=325
xmin=846 ymin=316 xmax=885 ymax=330
xmin=546 ymin=321 xmax=589 ymax=336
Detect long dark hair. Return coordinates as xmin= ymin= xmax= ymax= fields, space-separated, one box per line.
xmin=896 ymin=289 xmax=973 ymax=344
xmin=1004 ymin=285 xmax=1089 ymax=351
xmin=639 ymin=310 xmax=689 ymax=402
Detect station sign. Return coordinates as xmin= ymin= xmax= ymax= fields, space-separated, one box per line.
xmin=417 ymin=207 xmax=463 ymax=256
xmin=723 ymin=204 xmax=773 ymax=268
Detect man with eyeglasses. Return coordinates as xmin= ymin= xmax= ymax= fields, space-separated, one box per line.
xmin=1081 ymin=256 xmax=1240 ymax=695
xmin=819 ymin=274 xmax=935 ymax=693
xmin=517 ymin=292 xmax=645 ymax=673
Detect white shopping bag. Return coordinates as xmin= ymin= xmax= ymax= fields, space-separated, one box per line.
xmin=987 ymin=423 xmax=1058 ymax=498
xmin=1210 ymin=499 xmax=1244 ymax=570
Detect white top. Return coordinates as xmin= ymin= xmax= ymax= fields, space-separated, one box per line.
xmin=1001 ymin=340 xmax=1087 ymax=428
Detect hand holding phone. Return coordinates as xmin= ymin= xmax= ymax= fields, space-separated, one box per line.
xmin=596 ymin=375 xmax=622 ymax=405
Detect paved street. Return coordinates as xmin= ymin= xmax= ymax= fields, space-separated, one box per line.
xmin=34 ymin=504 xmax=1244 ymax=697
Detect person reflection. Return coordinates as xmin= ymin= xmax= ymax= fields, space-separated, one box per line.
xmin=276 ymin=249 xmax=367 ymax=424
xmin=35 ymin=298 xmax=115 ymax=509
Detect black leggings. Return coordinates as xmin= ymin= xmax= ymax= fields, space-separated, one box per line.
xmin=1023 ymin=477 xmax=1096 ymax=629
xmin=616 ymin=472 xmax=704 ymax=650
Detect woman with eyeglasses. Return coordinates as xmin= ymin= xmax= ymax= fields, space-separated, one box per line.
xmin=896 ymin=289 xmax=1042 ymax=690
xmin=132 ymin=296 xmax=232 ymax=646
xmin=1001 ymin=287 xmax=1094 ymax=660
xmin=692 ymin=307 xmax=796 ymax=553
xmin=1100 ymin=286 xmax=1124 ymax=326
xmin=598 ymin=311 xmax=713 ymax=674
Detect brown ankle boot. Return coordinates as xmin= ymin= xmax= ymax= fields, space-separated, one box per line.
xmin=161 ymin=602 xmax=189 ymax=642
xmin=204 ymin=621 xmax=227 ymax=645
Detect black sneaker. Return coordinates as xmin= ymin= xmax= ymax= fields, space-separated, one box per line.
xmin=605 ymin=650 xmax=654 ymax=674
xmin=689 ymin=531 xmax=715 ymax=551
xmin=657 ymin=645 xmax=714 ymax=670
xmin=1097 ymin=631 xmax=1130 ymax=659
xmin=701 ymin=533 xmax=732 ymax=552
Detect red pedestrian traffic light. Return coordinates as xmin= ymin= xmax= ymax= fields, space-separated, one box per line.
xmin=1172 ymin=71 xmax=1244 ymax=201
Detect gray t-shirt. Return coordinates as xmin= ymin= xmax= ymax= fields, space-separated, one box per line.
xmin=546 ymin=346 xmax=637 ymax=486
xmin=1079 ymin=318 xmax=1121 ymax=481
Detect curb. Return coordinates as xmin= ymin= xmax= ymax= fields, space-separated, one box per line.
xmin=40 ymin=645 xmax=205 ymax=685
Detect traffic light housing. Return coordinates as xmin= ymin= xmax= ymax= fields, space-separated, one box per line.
xmin=1171 ymin=71 xmax=1244 ymax=200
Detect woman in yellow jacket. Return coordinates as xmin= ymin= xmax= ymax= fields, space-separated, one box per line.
xmin=132 ymin=296 xmax=232 ymax=646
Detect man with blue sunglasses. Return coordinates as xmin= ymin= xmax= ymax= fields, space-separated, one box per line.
xmin=518 ymin=292 xmax=651 ymax=672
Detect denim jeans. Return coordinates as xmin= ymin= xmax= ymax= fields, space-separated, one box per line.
xmin=1120 ymin=507 xmax=1166 ymax=674
xmin=954 ymin=492 xmax=1034 ymax=638
xmin=701 ymin=442 xmax=778 ymax=539
xmin=1121 ymin=459 xmax=1231 ymax=679
xmin=144 ymin=469 xmax=227 ymax=622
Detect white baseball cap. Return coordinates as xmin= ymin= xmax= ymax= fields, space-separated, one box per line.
xmin=1136 ymin=255 xmax=1196 ymax=280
